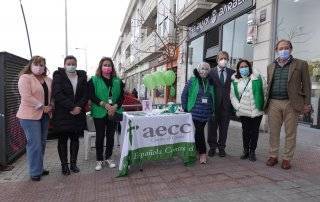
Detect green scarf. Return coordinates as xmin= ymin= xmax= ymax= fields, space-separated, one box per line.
xmin=187 ymin=77 xmax=215 ymax=112
xmin=232 ymin=75 xmax=264 ymax=111
xmin=91 ymin=76 xmax=123 ymax=118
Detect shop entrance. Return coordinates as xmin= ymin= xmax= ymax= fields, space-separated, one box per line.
xmin=205 ymin=56 xmax=217 ymax=69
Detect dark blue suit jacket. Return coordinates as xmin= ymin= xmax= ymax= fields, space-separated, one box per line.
xmin=208 ymin=67 xmax=235 ymax=114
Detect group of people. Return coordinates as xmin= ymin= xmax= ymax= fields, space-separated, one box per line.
xmin=16 ymin=39 xmax=311 ymax=182
xmin=181 ymin=39 xmax=311 ymax=170
xmin=17 ymin=56 xmax=124 ymax=181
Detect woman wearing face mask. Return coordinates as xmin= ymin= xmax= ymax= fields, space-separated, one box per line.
xmin=52 ymin=55 xmax=88 ymax=175
xmin=181 ymin=62 xmax=215 ymax=164
xmin=230 ymin=60 xmax=266 ymax=162
xmin=17 ymin=56 xmax=52 ymax=181
xmin=89 ymin=57 xmax=124 ymax=171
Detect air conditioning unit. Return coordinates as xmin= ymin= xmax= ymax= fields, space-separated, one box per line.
xmin=0 ymin=52 xmax=28 ymax=166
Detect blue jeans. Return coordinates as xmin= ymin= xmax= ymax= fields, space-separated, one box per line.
xmin=19 ymin=115 xmax=49 ymax=177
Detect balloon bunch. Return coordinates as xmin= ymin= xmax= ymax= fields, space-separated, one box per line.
xmin=143 ymin=70 xmax=176 ymax=97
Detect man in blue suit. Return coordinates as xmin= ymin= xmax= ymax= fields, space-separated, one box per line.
xmin=207 ymin=51 xmax=235 ymax=157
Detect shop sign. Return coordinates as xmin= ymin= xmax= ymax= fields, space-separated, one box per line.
xmin=188 ymin=0 xmax=254 ymax=39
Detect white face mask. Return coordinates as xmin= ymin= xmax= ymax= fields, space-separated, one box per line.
xmin=31 ymin=65 xmax=45 ymax=76
xmin=65 ymin=65 xmax=77 ymax=73
xmin=218 ymin=59 xmax=228 ymax=68
xmin=198 ymin=67 xmax=210 ymax=78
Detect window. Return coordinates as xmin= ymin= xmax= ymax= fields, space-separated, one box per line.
xmin=187 ymin=36 xmax=204 ymax=79
xmin=222 ymin=13 xmax=253 ymax=69
xmin=277 ymin=0 xmax=320 ymax=124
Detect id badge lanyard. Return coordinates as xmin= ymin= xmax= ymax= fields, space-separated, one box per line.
xmin=201 ymin=79 xmax=209 ymax=104
xmin=202 ymin=79 xmax=209 ymax=94
xmin=107 ymin=87 xmax=112 ymax=104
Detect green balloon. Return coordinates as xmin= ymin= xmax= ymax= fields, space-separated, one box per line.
xmin=164 ymin=70 xmax=176 ymax=86
xmin=143 ymin=74 xmax=155 ymax=90
xmin=153 ymin=71 xmax=166 ymax=86
xmin=170 ymin=85 xmax=176 ymax=97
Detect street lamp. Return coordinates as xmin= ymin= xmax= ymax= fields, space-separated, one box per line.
xmin=75 ymin=47 xmax=88 ymax=72
xmin=65 ymin=0 xmax=68 ymax=56
xmin=19 ymin=0 xmax=32 ymax=58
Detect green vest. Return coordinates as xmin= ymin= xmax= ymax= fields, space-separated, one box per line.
xmin=232 ymin=75 xmax=264 ymax=111
xmin=187 ymin=77 xmax=215 ymax=112
xmin=91 ymin=76 xmax=123 ymax=118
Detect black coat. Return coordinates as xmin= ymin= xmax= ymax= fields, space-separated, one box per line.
xmin=52 ymin=68 xmax=88 ymax=132
xmin=208 ymin=67 xmax=235 ymax=114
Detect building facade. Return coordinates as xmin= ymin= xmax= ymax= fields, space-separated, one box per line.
xmin=113 ymin=0 xmax=179 ymax=104
xmin=113 ymin=0 xmax=320 ymax=128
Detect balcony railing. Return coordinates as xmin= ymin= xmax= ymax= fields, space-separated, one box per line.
xmin=177 ymin=0 xmax=216 ymax=26
xmin=141 ymin=0 xmax=157 ymax=28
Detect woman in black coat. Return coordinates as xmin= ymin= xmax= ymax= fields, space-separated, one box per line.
xmin=52 ymin=55 xmax=88 ymax=175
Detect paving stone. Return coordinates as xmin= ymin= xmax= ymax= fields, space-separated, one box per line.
xmin=1 ymin=124 xmax=320 ymax=201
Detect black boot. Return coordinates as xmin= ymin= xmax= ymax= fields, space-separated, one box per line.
xmin=240 ymin=150 xmax=249 ymax=160
xmin=70 ymin=134 xmax=80 ymax=173
xmin=70 ymin=163 xmax=80 ymax=173
xmin=61 ymin=164 xmax=71 ymax=175
xmin=249 ymin=150 xmax=256 ymax=162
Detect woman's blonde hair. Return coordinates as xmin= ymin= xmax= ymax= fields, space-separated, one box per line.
xmin=19 ymin=55 xmax=48 ymax=77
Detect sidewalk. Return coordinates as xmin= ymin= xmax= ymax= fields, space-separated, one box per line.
xmin=0 ymin=122 xmax=320 ymax=201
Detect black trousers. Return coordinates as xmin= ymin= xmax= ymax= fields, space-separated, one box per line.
xmin=57 ymin=131 xmax=81 ymax=165
xmin=93 ymin=117 xmax=116 ymax=161
xmin=207 ymin=110 xmax=230 ymax=150
xmin=193 ymin=120 xmax=207 ymax=155
xmin=240 ymin=115 xmax=263 ymax=152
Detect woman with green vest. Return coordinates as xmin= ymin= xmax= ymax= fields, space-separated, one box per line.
xmin=88 ymin=57 xmax=124 ymax=171
xmin=181 ymin=62 xmax=215 ymax=164
xmin=230 ymin=59 xmax=266 ymax=162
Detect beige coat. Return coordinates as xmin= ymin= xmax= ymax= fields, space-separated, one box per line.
xmin=264 ymin=58 xmax=311 ymax=113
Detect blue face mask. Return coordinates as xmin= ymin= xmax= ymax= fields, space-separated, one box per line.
xmin=239 ymin=67 xmax=250 ymax=77
xmin=278 ymin=50 xmax=290 ymax=60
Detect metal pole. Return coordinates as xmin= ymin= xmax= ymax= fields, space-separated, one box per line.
xmin=84 ymin=48 xmax=88 ymax=72
xmin=19 ymin=0 xmax=32 ymax=58
xmin=65 ymin=0 xmax=68 ymax=56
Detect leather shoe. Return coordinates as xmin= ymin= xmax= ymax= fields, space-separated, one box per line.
xmin=218 ymin=149 xmax=226 ymax=157
xmin=42 ymin=170 xmax=49 ymax=176
xmin=31 ymin=175 xmax=41 ymax=181
xmin=281 ymin=160 xmax=291 ymax=170
xmin=248 ymin=151 xmax=256 ymax=162
xmin=208 ymin=149 xmax=216 ymax=157
xmin=70 ymin=163 xmax=80 ymax=173
xmin=62 ymin=164 xmax=71 ymax=175
xmin=266 ymin=157 xmax=278 ymax=166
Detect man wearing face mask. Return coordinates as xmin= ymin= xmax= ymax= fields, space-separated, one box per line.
xmin=181 ymin=62 xmax=215 ymax=164
xmin=207 ymin=51 xmax=235 ymax=157
xmin=52 ymin=55 xmax=88 ymax=175
xmin=264 ymin=39 xmax=311 ymax=170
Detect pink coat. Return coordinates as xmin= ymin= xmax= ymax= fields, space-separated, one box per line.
xmin=17 ymin=74 xmax=52 ymax=120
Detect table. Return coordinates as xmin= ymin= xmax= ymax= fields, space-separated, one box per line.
xmin=118 ymin=111 xmax=196 ymax=176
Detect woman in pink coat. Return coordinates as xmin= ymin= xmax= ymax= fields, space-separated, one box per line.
xmin=17 ymin=56 xmax=52 ymax=181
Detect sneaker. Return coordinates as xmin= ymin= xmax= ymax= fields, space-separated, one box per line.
xmin=105 ymin=159 xmax=116 ymax=168
xmin=199 ymin=154 xmax=207 ymax=164
xmin=95 ymin=161 xmax=103 ymax=171
xmin=218 ymin=149 xmax=226 ymax=157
